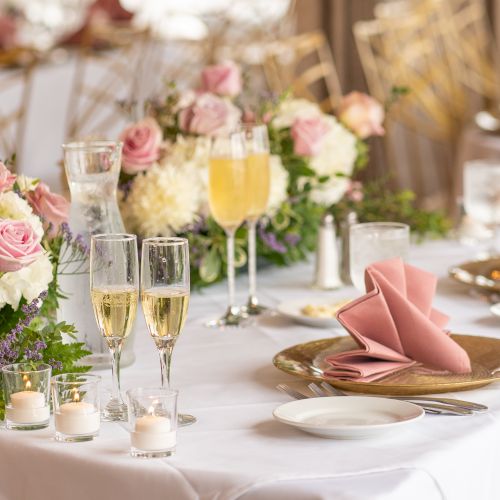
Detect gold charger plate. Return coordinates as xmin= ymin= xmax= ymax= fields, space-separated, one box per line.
xmin=449 ymin=258 xmax=500 ymax=293
xmin=273 ymin=334 xmax=500 ymax=395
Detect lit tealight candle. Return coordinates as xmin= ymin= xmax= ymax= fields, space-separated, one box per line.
xmin=131 ymin=406 xmax=176 ymax=451
xmin=6 ymin=380 xmax=50 ymax=424
xmin=55 ymin=391 xmax=100 ymax=436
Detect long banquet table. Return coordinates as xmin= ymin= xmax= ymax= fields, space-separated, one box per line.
xmin=1 ymin=240 xmax=500 ymax=500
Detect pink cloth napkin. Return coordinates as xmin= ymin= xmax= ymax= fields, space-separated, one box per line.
xmin=325 ymin=258 xmax=472 ymax=382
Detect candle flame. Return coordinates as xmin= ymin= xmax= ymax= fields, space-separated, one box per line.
xmin=22 ymin=374 xmax=28 ymax=383
xmin=25 ymin=380 xmax=31 ymax=391
xmin=71 ymin=387 xmax=80 ymax=403
xmin=147 ymin=405 xmax=155 ymax=416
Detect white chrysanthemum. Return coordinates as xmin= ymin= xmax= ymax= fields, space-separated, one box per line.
xmin=272 ymin=98 xmax=322 ymax=129
xmin=0 ymin=253 xmax=52 ymax=310
xmin=266 ymin=155 xmax=289 ymax=215
xmin=308 ymin=116 xmax=357 ymax=206
xmin=121 ymin=162 xmax=202 ymax=237
xmin=0 ymin=191 xmax=44 ymax=237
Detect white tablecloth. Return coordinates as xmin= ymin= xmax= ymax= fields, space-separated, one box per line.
xmin=1 ymin=240 xmax=500 ymax=500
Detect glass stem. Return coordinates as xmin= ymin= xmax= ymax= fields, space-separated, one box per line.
xmin=159 ymin=345 xmax=174 ymax=389
xmin=225 ymin=229 xmax=236 ymax=309
xmin=109 ymin=341 xmax=123 ymax=402
xmin=248 ymin=220 xmax=257 ymax=299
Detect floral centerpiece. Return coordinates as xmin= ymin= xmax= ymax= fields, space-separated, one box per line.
xmin=117 ymin=61 xmax=448 ymax=287
xmin=0 ymin=160 xmax=90 ymax=416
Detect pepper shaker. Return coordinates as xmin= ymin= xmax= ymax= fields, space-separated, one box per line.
xmin=340 ymin=211 xmax=358 ymax=285
xmin=313 ymin=213 xmax=341 ymax=289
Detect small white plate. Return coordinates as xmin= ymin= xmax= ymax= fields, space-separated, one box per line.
xmin=273 ymin=396 xmax=424 ymax=439
xmin=491 ymin=304 xmax=500 ymax=317
xmin=277 ymin=298 xmax=352 ymax=328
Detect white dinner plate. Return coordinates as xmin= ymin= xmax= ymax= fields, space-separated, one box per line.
xmin=273 ymin=396 xmax=424 ymax=439
xmin=491 ymin=304 xmax=500 ymax=317
xmin=277 ymin=298 xmax=353 ymax=328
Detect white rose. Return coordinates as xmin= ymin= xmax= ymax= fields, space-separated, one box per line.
xmin=0 ymin=253 xmax=52 ymax=310
xmin=272 ymin=98 xmax=323 ymax=129
xmin=266 ymin=155 xmax=289 ymax=215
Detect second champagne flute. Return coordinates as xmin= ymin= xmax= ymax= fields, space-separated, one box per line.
xmin=243 ymin=124 xmax=271 ymax=315
xmin=206 ymin=131 xmax=248 ymax=327
xmin=141 ymin=237 xmax=196 ymax=426
xmin=90 ymin=234 xmax=139 ymax=421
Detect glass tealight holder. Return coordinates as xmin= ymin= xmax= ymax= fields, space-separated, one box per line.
xmin=126 ymin=387 xmax=178 ymax=458
xmin=51 ymin=374 xmax=101 ymax=442
xmin=2 ymin=363 xmax=51 ymax=430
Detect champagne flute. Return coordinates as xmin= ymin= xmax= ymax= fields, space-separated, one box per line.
xmin=243 ymin=124 xmax=271 ymax=315
xmin=141 ymin=237 xmax=196 ymax=426
xmin=90 ymin=234 xmax=139 ymax=421
xmin=206 ymin=131 xmax=248 ymax=327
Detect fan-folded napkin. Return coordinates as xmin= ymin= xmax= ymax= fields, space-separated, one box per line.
xmin=325 ymin=258 xmax=471 ymax=382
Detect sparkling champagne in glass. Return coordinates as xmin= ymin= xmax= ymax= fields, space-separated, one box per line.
xmin=243 ymin=125 xmax=271 ymax=315
xmin=141 ymin=237 xmax=195 ymax=426
xmin=90 ymin=234 xmax=139 ymax=421
xmin=207 ymin=131 xmax=248 ymax=327
xmin=349 ymin=222 xmax=410 ymax=292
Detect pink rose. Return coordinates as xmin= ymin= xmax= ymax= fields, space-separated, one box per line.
xmin=337 ymin=91 xmax=385 ymax=139
xmin=178 ymin=93 xmax=241 ymax=136
xmin=26 ymin=182 xmax=70 ymax=238
xmin=0 ymin=219 xmax=43 ymax=272
xmin=200 ymin=61 xmax=242 ymax=97
xmin=0 ymin=162 xmax=16 ymax=193
xmin=119 ymin=118 xmax=162 ymax=174
xmin=346 ymin=180 xmax=364 ymax=202
xmin=0 ymin=15 xmax=17 ymax=50
xmin=291 ymin=117 xmax=330 ymax=156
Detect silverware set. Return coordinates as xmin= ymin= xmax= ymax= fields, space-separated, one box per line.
xmin=277 ymin=382 xmax=488 ymax=416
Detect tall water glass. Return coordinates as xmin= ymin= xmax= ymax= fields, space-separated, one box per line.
xmin=349 ymin=222 xmax=410 ymax=292
xmin=207 ymin=131 xmax=248 ymax=327
xmin=141 ymin=237 xmax=196 ymax=426
xmin=463 ymin=159 xmax=500 ymax=254
xmin=90 ymin=234 xmax=139 ymax=421
xmin=243 ymin=125 xmax=271 ymax=315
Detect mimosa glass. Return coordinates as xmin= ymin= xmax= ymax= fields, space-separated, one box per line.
xmin=243 ymin=125 xmax=271 ymax=315
xmin=90 ymin=234 xmax=139 ymax=421
xmin=207 ymin=131 xmax=248 ymax=327
xmin=141 ymin=237 xmax=196 ymax=426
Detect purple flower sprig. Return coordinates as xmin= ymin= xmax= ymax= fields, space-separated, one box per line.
xmin=0 ymin=291 xmax=47 ymax=368
xmin=258 ymin=225 xmax=287 ymax=254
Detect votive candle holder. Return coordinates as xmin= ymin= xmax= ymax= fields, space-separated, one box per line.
xmin=127 ymin=387 xmax=178 ymax=458
xmin=2 ymin=363 xmax=51 ymax=430
xmin=51 ymin=373 xmax=101 ymax=442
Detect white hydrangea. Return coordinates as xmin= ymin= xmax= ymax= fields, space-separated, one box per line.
xmin=308 ymin=116 xmax=357 ymax=206
xmin=266 ymin=155 xmax=289 ymax=215
xmin=121 ymin=162 xmax=202 ymax=237
xmin=0 ymin=253 xmax=52 ymax=310
xmin=272 ymin=98 xmax=323 ymax=129
xmin=0 ymin=191 xmax=44 ymax=237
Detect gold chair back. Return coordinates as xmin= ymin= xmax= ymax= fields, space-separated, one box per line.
xmin=263 ymin=31 xmax=342 ymax=112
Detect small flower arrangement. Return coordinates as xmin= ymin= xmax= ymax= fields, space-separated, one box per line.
xmin=0 ymin=160 xmax=90 ymax=416
xmin=117 ymin=61 xmax=448 ymax=287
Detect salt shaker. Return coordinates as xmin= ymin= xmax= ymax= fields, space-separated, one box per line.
xmin=313 ymin=213 xmax=341 ymax=289
xmin=340 ymin=211 xmax=358 ymax=285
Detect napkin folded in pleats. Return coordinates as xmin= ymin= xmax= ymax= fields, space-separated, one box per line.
xmin=325 ymin=258 xmax=472 ymax=382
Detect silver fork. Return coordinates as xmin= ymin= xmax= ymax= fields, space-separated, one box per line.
xmin=317 ymin=382 xmax=488 ymax=413
xmin=308 ymin=383 xmax=476 ymax=416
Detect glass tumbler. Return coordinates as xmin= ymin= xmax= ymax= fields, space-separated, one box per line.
xmin=127 ymin=387 xmax=178 ymax=458
xmin=2 ymin=363 xmax=51 ymax=430
xmin=51 ymin=374 xmax=101 ymax=442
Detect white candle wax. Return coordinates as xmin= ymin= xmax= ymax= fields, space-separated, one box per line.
xmin=131 ymin=415 xmax=176 ymax=451
xmin=7 ymin=390 xmax=49 ymax=424
xmin=55 ymin=402 xmax=100 ymax=436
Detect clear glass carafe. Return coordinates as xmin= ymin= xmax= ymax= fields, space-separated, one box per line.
xmin=60 ymin=140 xmax=135 ymax=369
